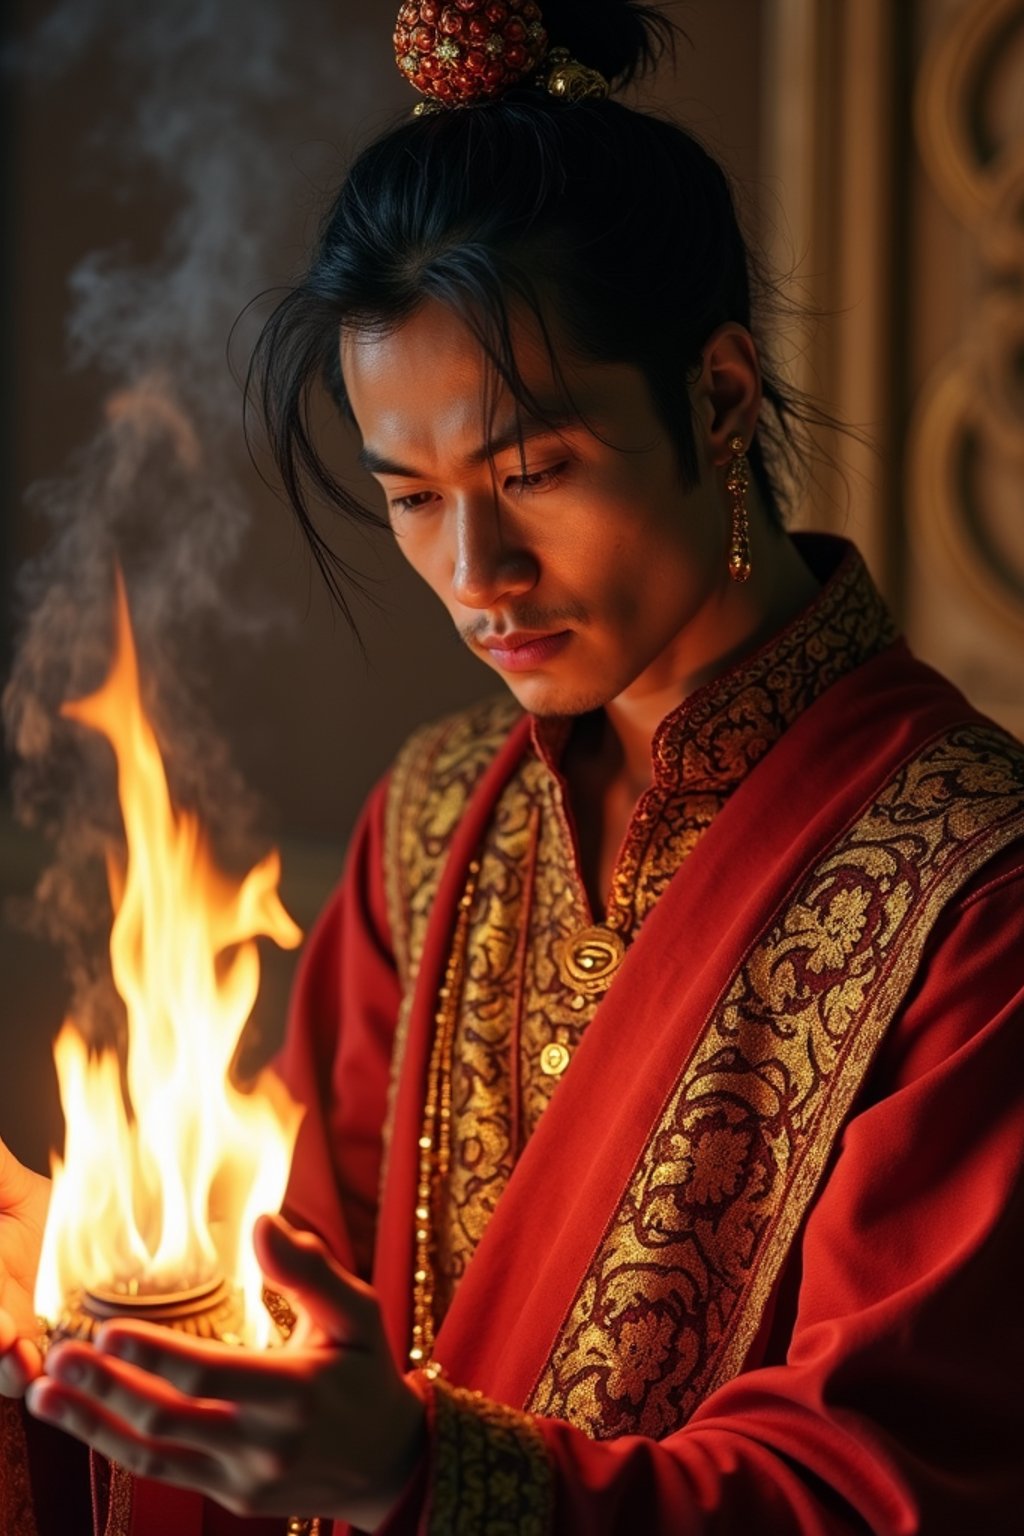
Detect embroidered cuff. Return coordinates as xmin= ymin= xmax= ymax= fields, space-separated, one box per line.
xmin=423 ymin=1375 xmax=553 ymax=1536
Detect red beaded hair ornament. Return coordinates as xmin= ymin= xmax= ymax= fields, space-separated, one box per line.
xmin=393 ymin=1 xmax=609 ymax=112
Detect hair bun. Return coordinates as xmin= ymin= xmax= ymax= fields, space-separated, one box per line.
xmin=538 ymin=0 xmax=676 ymax=88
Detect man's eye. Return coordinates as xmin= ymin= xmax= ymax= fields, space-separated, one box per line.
xmin=389 ymin=462 xmax=568 ymax=512
xmin=390 ymin=491 xmax=436 ymax=513
xmin=506 ymin=462 xmax=568 ymax=494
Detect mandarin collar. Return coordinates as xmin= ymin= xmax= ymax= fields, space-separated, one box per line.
xmin=531 ymin=534 xmax=898 ymax=795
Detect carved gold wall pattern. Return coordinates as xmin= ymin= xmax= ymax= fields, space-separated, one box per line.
xmin=909 ymin=0 xmax=1024 ymax=639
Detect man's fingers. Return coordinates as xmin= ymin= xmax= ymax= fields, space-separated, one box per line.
xmin=25 ymin=1371 xmax=231 ymax=1492
xmin=90 ymin=1326 xmax=306 ymax=1416
xmin=254 ymin=1214 xmax=377 ymax=1347
xmin=0 ymin=1350 xmax=31 ymax=1399
xmin=0 ymin=1310 xmax=42 ymax=1399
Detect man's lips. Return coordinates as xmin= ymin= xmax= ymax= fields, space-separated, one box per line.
xmin=477 ymin=630 xmax=573 ymax=671
xmin=479 ymin=630 xmax=565 ymax=651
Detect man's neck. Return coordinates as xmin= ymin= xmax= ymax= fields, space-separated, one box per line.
xmin=585 ymin=531 xmax=822 ymax=801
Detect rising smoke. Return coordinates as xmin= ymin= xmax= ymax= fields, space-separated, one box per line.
xmin=3 ymin=0 xmax=378 ymax=1038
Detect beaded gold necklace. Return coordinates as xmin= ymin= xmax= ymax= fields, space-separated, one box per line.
xmin=408 ymin=858 xmax=481 ymax=1369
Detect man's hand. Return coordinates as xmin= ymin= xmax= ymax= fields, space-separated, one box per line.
xmin=24 ymin=1213 xmax=427 ymax=1530
xmin=0 ymin=1136 xmax=51 ymax=1399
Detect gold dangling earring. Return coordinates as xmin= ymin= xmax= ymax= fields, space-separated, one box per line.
xmin=726 ymin=434 xmax=752 ymax=582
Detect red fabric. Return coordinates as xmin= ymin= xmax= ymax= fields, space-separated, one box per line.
xmin=357 ymin=646 xmax=1024 ymax=1535
xmin=528 ymin=840 xmax=1024 ymax=1535
xmin=13 ymin=643 xmax=1024 ymax=1534
xmin=370 ymin=713 xmax=536 ymax=1364
xmin=127 ymin=1477 xmax=208 ymax=1535
xmin=276 ymin=772 xmax=401 ymax=1282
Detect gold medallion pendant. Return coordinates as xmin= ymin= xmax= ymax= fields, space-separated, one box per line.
xmin=555 ymin=925 xmax=627 ymax=996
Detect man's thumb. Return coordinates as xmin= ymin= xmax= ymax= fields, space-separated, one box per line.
xmin=254 ymin=1212 xmax=375 ymax=1345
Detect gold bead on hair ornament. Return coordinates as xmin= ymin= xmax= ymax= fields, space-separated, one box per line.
xmin=393 ymin=1 xmax=609 ymax=113
xmin=540 ymin=45 xmax=610 ymax=102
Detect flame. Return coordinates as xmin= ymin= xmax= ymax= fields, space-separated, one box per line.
xmin=34 ymin=571 xmax=303 ymax=1348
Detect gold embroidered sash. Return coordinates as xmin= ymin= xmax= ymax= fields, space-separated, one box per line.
xmin=526 ymin=725 xmax=1024 ymax=1436
xmin=382 ymin=679 xmax=1023 ymax=1443
xmin=385 ymin=703 xmax=1024 ymax=1423
xmin=380 ymin=694 xmax=523 ymax=1190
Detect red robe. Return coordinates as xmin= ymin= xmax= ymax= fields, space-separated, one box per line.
xmin=5 ymin=536 xmax=1024 ymax=1534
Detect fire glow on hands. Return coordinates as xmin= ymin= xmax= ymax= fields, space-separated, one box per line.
xmin=26 ymin=1213 xmax=427 ymax=1529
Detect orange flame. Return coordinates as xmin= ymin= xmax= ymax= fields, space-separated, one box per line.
xmin=34 ymin=571 xmax=303 ymax=1347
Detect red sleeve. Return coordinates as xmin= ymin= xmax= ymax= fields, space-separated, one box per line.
xmin=382 ymin=844 xmax=1024 ymax=1536
xmin=275 ymin=774 xmax=401 ymax=1281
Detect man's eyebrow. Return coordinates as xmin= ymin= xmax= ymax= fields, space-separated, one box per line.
xmin=357 ymin=408 xmax=584 ymax=479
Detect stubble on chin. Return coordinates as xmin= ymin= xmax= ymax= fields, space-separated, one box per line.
xmin=459 ymin=618 xmax=610 ymax=718
xmin=497 ymin=675 xmax=614 ymax=720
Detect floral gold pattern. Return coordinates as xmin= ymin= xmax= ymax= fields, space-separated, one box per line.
xmin=380 ymin=693 xmax=523 ymax=1185
xmin=384 ymin=694 xmax=523 ymax=992
xmin=596 ymin=545 xmax=898 ymax=938
xmin=384 ymin=545 xmax=898 ymax=1332
xmin=527 ymin=725 xmax=1024 ymax=1438
xmin=429 ymin=1376 xmax=552 ymax=1536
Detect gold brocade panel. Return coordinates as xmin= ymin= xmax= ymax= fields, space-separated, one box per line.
xmin=527 ymin=727 xmax=1024 ymax=1438
xmin=385 ymin=542 xmax=900 ymax=1333
xmin=429 ymin=1378 xmax=553 ymax=1536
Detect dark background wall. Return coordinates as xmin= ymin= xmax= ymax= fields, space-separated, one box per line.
xmin=0 ymin=1 xmax=765 ymax=1173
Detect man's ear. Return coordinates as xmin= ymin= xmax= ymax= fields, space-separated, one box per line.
xmin=692 ymin=324 xmax=763 ymax=464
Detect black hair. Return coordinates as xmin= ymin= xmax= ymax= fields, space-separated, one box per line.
xmin=248 ymin=1 xmax=822 ymax=618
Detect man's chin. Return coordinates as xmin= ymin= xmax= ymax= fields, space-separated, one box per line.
xmin=496 ymin=672 xmax=614 ymax=719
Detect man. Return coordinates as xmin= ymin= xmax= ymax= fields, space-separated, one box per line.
xmin=3 ymin=4 xmax=1024 ymax=1531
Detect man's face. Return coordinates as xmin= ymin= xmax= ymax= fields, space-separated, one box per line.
xmin=341 ymin=299 xmax=727 ymax=717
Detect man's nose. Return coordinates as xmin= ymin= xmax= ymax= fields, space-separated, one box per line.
xmin=450 ymin=499 xmax=538 ymax=609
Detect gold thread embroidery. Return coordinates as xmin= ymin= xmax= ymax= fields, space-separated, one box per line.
xmin=386 ymin=694 xmax=523 ymax=995
xmin=528 ymin=726 xmax=1024 ymax=1438
xmin=387 ymin=547 xmax=901 ymax=1331
xmin=0 ymin=1400 xmax=38 ymax=1536
xmin=430 ymin=1377 xmax=552 ymax=1536
xmin=435 ymin=769 xmax=545 ymax=1310
xmin=380 ymin=695 xmax=522 ymax=1188
xmin=514 ymin=764 xmax=599 ymax=1139
xmin=603 ymin=543 xmax=897 ymax=935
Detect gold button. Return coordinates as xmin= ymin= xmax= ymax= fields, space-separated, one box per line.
xmin=540 ymin=1042 xmax=571 ymax=1077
